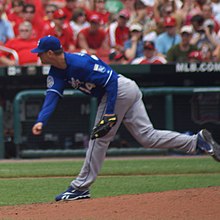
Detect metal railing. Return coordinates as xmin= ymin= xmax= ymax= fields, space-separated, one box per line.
xmin=13 ymin=90 xmax=97 ymax=145
xmin=0 ymin=45 xmax=19 ymax=65
xmin=12 ymin=87 xmax=220 ymax=158
xmin=140 ymin=87 xmax=220 ymax=130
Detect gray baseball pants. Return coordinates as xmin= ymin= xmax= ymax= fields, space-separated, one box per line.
xmin=71 ymin=75 xmax=198 ymax=190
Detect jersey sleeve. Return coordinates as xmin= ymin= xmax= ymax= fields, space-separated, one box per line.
xmin=104 ymin=74 xmax=118 ymax=114
xmin=36 ymin=67 xmax=66 ymax=125
xmin=36 ymin=91 xmax=60 ymax=125
xmin=46 ymin=67 xmax=66 ymax=97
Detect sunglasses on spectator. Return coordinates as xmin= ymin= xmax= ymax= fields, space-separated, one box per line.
xmin=181 ymin=32 xmax=191 ymax=36
xmin=55 ymin=17 xmax=65 ymax=20
xmin=131 ymin=30 xmax=140 ymax=33
xmin=19 ymin=29 xmax=30 ymax=32
xmin=24 ymin=10 xmax=34 ymax=14
xmin=46 ymin=10 xmax=55 ymax=14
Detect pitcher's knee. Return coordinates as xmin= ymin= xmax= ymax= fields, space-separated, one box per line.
xmin=137 ymin=132 xmax=158 ymax=148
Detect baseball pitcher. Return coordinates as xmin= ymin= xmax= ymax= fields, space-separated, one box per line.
xmin=31 ymin=36 xmax=220 ymax=201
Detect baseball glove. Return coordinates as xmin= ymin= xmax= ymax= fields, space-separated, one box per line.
xmin=91 ymin=114 xmax=117 ymax=140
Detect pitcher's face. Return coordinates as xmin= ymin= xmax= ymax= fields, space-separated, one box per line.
xmin=38 ymin=51 xmax=51 ymax=64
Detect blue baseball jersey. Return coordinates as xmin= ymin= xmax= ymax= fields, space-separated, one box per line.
xmin=37 ymin=52 xmax=119 ymax=125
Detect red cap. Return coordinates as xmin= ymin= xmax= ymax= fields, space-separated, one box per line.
xmin=144 ymin=41 xmax=155 ymax=50
xmin=188 ymin=51 xmax=203 ymax=61
xmin=164 ymin=16 xmax=176 ymax=27
xmin=89 ymin=14 xmax=101 ymax=23
xmin=53 ymin=9 xmax=66 ymax=19
xmin=118 ymin=9 xmax=130 ymax=19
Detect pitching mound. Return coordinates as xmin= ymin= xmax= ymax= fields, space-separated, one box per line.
xmin=0 ymin=187 xmax=220 ymax=220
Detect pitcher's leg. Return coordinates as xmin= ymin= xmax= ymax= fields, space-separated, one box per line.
xmin=71 ymin=139 xmax=107 ymax=190
xmin=71 ymin=112 xmax=125 ymax=189
xmin=71 ymin=98 xmax=109 ymax=190
xmin=123 ymin=95 xmax=197 ymax=153
xmin=71 ymin=100 xmax=129 ymax=189
xmin=71 ymin=77 xmax=139 ymax=189
xmin=55 ymin=119 xmax=121 ymax=201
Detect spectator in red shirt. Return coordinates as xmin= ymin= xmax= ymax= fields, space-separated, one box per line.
xmin=25 ymin=0 xmax=45 ymax=18
xmin=85 ymin=0 xmax=111 ymax=28
xmin=62 ymin=0 xmax=78 ymax=22
xmin=7 ymin=0 xmax=24 ymax=36
xmin=0 ymin=21 xmax=38 ymax=66
xmin=42 ymin=4 xmax=58 ymax=31
xmin=70 ymin=9 xmax=90 ymax=39
xmin=108 ymin=9 xmax=130 ymax=62
xmin=23 ymin=3 xmax=44 ymax=40
xmin=188 ymin=50 xmax=204 ymax=62
xmin=76 ymin=14 xmax=109 ymax=61
xmin=42 ymin=8 xmax=75 ymax=52
xmin=131 ymin=41 xmax=167 ymax=64
xmin=108 ymin=9 xmax=130 ymax=49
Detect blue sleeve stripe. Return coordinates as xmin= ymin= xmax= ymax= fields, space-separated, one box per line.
xmin=46 ymin=89 xmax=63 ymax=97
xmin=103 ymin=70 xmax=112 ymax=87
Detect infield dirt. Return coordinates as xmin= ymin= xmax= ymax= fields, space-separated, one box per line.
xmin=0 ymin=186 xmax=219 ymax=220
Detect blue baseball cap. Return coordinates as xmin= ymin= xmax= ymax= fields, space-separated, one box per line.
xmin=31 ymin=35 xmax=62 ymax=53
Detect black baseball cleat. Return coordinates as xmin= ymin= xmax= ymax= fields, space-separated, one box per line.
xmin=55 ymin=186 xmax=90 ymax=201
xmin=197 ymin=129 xmax=220 ymax=162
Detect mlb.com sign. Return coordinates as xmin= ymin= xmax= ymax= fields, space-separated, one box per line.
xmin=176 ymin=63 xmax=220 ymax=73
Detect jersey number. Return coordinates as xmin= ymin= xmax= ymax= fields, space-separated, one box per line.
xmin=79 ymin=82 xmax=96 ymax=94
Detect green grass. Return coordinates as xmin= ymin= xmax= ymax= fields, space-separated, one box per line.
xmin=0 ymin=156 xmax=219 ymax=206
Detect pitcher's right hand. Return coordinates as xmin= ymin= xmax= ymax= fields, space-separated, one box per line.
xmin=32 ymin=122 xmax=43 ymax=135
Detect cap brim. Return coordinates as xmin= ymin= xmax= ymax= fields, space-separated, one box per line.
xmin=90 ymin=20 xmax=100 ymax=24
xmin=54 ymin=16 xmax=65 ymax=19
xmin=181 ymin=31 xmax=191 ymax=34
xmin=119 ymin=15 xmax=128 ymax=19
xmin=130 ymin=29 xmax=141 ymax=32
xmin=31 ymin=48 xmax=45 ymax=53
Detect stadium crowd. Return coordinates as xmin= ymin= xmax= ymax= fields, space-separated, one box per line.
xmin=1 ymin=0 xmax=220 ymax=65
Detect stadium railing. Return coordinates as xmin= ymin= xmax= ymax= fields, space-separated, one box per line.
xmin=13 ymin=89 xmax=97 ymax=156
xmin=12 ymin=87 xmax=220 ymax=158
xmin=0 ymin=46 xmax=19 ymax=66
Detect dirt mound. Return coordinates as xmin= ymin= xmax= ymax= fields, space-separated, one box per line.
xmin=0 ymin=187 xmax=220 ymax=220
